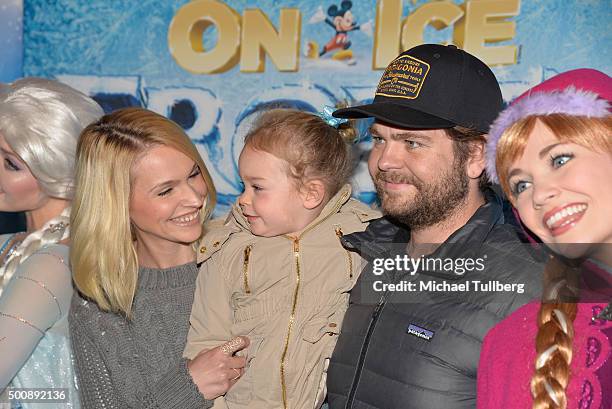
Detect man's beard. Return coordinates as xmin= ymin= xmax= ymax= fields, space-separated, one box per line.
xmin=374 ymin=157 xmax=470 ymax=230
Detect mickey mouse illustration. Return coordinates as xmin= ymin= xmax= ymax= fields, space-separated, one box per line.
xmin=320 ymin=1 xmax=359 ymax=56
xmin=306 ymin=1 xmax=371 ymax=63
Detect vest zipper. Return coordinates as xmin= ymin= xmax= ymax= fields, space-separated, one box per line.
xmin=345 ymin=293 xmax=387 ymax=409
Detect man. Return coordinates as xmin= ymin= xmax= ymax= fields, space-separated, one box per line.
xmin=326 ymin=44 xmax=543 ymax=409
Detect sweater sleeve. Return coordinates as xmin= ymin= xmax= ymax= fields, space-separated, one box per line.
xmin=70 ymin=300 xmax=214 ymax=409
xmin=69 ymin=316 xmax=123 ymax=408
xmin=140 ymin=358 xmax=214 ymax=409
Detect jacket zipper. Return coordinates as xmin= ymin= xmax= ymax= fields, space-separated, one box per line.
xmin=279 ymin=190 xmax=350 ymax=407
xmin=242 ymin=245 xmax=252 ymax=294
xmin=280 ymin=238 xmax=302 ymax=409
xmin=335 ymin=226 xmax=353 ymax=279
xmin=345 ymin=293 xmax=387 ymax=409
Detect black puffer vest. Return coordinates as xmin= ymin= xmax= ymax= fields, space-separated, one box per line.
xmin=327 ymin=190 xmax=544 ymax=409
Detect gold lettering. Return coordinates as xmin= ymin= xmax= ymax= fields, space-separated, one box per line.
xmin=401 ymin=1 xmax=463 ymax=51
xmin=168 ymin=0 xmax=241 ymax=74
xmin=454 ymin=0 xmax=520 ymax=66
xmin=240 ymin=8 xmax=301 ymax=73
xmin=167 ymin=0 xmax=521 ymax=74
xmin=373 ymin=0 xmax=404 ymax=69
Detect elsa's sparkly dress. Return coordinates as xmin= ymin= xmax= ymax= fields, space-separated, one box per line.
xmin=0 ymin=235 xmax=79 ymax=409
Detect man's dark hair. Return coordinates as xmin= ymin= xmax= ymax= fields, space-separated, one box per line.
xmin=445 ymin=126 xmax=491 ymax=192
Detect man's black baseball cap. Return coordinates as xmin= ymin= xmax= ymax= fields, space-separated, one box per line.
xmin=333 ymin=44 xmax=503 ymax=133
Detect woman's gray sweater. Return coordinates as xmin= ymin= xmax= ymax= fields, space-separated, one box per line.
xmin=69 ymin=262 xmax=214 ymax=408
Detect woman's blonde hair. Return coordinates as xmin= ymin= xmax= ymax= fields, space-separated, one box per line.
xmin=495 ymin=113 xmax=611 ymax=409
xmin=70 ymin=107 xmax=216 ymax=318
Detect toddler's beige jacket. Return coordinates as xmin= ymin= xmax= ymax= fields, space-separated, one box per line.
xmin=184 ymin=185 xmax=380 ymax=409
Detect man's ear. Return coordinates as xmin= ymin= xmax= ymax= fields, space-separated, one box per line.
xmin=301 ymin=179 xmax=327 ymax=210
xmin=466 ymin=140 xmax=486 ymax=179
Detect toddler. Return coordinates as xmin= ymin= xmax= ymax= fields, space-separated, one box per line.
xmin=184 ymin=108 xmax=380 ymax=409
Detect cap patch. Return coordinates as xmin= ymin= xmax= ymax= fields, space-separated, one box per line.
xmin=375 ymin=55 xmax=430 ymax=100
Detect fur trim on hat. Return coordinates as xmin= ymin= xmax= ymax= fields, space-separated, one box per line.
xmin=486 ymin=87 xmax=610 ymax=183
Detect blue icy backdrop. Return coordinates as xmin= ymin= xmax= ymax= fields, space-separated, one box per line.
xmin=11 ymin=0 xmax=612 ymax=215
xmin=0 ymin=0 xmax=23 ymax=82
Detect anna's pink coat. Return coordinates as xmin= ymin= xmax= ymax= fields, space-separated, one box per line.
xmin=477 ymin=301 xmax=611 ymax=409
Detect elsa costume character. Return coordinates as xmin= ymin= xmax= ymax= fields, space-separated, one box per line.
xmin=0 ymin=78 xmax=103 ymax=408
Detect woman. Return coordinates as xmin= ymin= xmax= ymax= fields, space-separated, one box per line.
xmin=478 ymin=69 xmax=611 ymax=408
xmin=69 ymin=107 xmax=248 ymax=408
xmin=0 ymin=78 xmax=103 ymax=407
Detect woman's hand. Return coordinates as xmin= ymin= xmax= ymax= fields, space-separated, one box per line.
xmin=187 ymin=336 xmax=250 ymax=400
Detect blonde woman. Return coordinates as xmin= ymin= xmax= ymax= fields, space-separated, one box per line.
xmin=478 ymin=69 xmax=612 ymax=408
xmin=69 ymin=108 xmax=248 ymax=409
xmin=0 ymin=78 xmax=103 ymax=407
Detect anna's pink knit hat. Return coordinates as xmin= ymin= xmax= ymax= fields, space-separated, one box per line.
xmin=486 ymin=68 xmax=611 ymax=183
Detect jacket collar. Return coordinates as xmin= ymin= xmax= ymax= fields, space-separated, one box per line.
xmin=342 ymin=188 xmax=504 ymax=263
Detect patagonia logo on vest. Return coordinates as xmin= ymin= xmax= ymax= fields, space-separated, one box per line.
xmin=407 ymin=324 xmax=434 ymax=341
